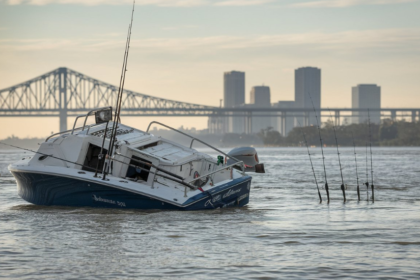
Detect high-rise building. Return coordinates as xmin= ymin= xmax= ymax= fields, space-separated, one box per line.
xmin=273 ymin=101 xmax=296 ymax=136
xmin=224 ymin=71 xmax=245 ymax=133
xmin=295 ymin=67 xmax=321 ymax=126
xmin=352 ymin=84 xmax=381 ymax=124
xmin=249 ymin=86 xmax=271 ymax=133
xmin=224 ymin=71 xmax=245 ymax=108
xmin=250 ymin=86 xmax=270 ymax=107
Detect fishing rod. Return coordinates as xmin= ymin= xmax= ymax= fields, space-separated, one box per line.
xmin=365 ymin=142 xmax=369 ymax=201
xmin=351 ymin=131 xmax=360 ymax=201
xmin=307 ymin=93 xmax=330 ymax=203
xmin=368 ymin=109 xmax=375 ymax=202
xmin=327 ymin=108 xmax=346 ymax=203
xmin=297 ymin=120 xmax=322 ymax=203
xmin=104 ymin=1 xmax=135 ymax=180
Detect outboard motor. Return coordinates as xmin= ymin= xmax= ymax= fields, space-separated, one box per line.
xmin=227 ymin=147 xmax=265 ymax=173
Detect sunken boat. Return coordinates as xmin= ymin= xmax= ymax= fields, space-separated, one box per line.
xmin=8 ymin=107 xmax=264 ymax=210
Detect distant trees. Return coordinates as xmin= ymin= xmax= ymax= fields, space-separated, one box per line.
xmin=257 ymin=127 xmax=284 ymax=146
xmin=256 ymin=119 xmax=420 ymax=146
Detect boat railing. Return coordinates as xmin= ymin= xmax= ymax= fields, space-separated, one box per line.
xmin=45 ymin=123 xmax=103 ymax=142
xmin=45 ymin=107 xmax=113 ymax=142
xmin=186 ymin=161 xmax=244 ymax=184
xmin=146 ymin=121 xmax=244 ymax=171
xmin=45 ymin=126 xmax=84 ymax=142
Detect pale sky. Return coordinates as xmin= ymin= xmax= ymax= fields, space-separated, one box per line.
xmin=0 ymin=0 xmax=419 ymax=138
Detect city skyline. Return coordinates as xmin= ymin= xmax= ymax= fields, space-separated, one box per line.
xmin=0 ymin=0 xmax=419 ymax=138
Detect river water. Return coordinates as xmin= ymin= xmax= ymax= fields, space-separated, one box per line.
xmin=0 ymin=147 xmax=419 ymax=279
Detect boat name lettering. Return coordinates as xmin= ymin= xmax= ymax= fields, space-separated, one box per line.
xmin=212 ymin=195 xmax=221 ymax=203
xmin=223 ymin=188 xmax=242 ymax=199
xmin=237 ymin=193 xmax=248 ymax=202
xmin=92 ymin=194 xmax=126 ymax=207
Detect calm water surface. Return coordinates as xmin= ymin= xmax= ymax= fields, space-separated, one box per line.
xmin=1 ymin=147 xmax=420 ymax=279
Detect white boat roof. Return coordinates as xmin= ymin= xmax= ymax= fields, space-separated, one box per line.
xmin=48 ymin=121 xmax=211 ymax=165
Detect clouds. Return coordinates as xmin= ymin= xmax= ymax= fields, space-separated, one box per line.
xmin=214 ymin=0 xmax=275 ymax=6
xmin=1 ymin=0 xmax=417 ymax=6
xmin=292 ymin=0 xmax=417 ymax=8
xmin=2 ymin=0 xmax=207 ymax=6
xmin=2 ymin=28 xmax=419 ymax=55
xmin=1 ymin=0 xmax=273 ymax=6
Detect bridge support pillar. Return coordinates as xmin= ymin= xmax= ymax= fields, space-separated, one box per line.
xmin=58 ymin=67 xmax=68 ymax=132
xmin=280 ymin=112 xmax=286 ymax=136
xmin=412 ymin=110 xmax=416 ymax=123
xmin=335 ymin=110 xmax=340 ymax=126
xmin=391 ymin=110 xmax=397 ymax=121
xmin=59 ymin=110 xmax=67 ymax=133
xmin=304 ymin=112 xmax=309 ymax=127
xmin=247 ymin=112 xmax=252 ymax=134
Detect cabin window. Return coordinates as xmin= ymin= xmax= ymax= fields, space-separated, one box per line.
xmin=125 ymin=156 xmax=152 ymax=182
xmin=82 ymin=144 xmax=108 ymax=173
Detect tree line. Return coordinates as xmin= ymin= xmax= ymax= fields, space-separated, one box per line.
xmin=223 ymin=119 xmax=420 ymax=147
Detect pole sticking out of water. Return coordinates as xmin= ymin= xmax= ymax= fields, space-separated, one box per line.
xmin=328 ymin=108 xmax=346 ymax=203
xmin=351 ymin=131 xmax=360 ymax=201
xmin=368 ymin=109 xmax=375 ymax=202
xmin=307 ymin=93 xmax=329 ymax=203
xmin=365 ymin=142 xmax=369 ymax=201
xmin=297 ymin=120 xmax=322 ymax=203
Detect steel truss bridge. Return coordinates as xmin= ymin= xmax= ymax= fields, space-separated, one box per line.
xmin=1 ymin=67 xmax=419 ymax=134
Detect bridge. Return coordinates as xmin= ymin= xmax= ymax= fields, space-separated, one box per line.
xmin=1 ymin=67 xmax=419 ymax=134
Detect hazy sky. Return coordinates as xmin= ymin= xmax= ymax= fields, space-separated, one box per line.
xmin=0 ymin=0 xmax=419 ymax=138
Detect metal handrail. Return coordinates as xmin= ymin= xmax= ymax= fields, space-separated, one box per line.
xmin=187 ymin=161 xmax=243 ymax=184
xmin=146 ymin=121 xmax=243 ymax=170
xmin=46 ymin=126 xmax=84 ymax=142
xmin=71 ymin=115 xmax=87 ymax=134
xmin=46 ymin=124 xmax=103 ymax=142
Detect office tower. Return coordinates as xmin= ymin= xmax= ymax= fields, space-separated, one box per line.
xmin=250 ymin=86 xmax=271 ymax=107
xmin=295 ymin=67 xmax=321 ymax=126
xmin=273 ymin=101 xmax=296 ymax=136
xmin=249 ymin=86 xmax=271 ymax=133
xmin=224 ymin=71 xmax=245 ymax=133
xmin=224 ymin=71 xmax=245 ymax=108
xmin=352 ymin=84 xmax=381 ymax=124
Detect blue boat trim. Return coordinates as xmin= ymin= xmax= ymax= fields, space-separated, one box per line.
xmin=10 ymin=170 xmax=252 ymax=210
xmin=183 ymin=176 xmax=252 ymax=206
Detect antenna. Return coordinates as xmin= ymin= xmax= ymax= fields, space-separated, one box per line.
xmin=297 ymin=119 xmax=322 ymax=203
xmin=327 ymin=108 xmax=346 ymax=203
xmin=103 ymin=0 xmax=136 ymax=180
xmin=307 ymin=93 xmax=329 ymax=203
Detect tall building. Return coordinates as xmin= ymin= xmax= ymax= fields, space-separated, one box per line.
xmin=224 ymin=71 xmax=245 ymax=133
xmin=352 ymin=84 xmax=381 ymax=124
xmin=273 ymin=101 xmax=296 ymax=136
xmin=295 ymin=67 xmax=321 ymax=126
xmin=250 ymin=86 xmax=270 ymax=107
xmin=249 ymin=86 xmax=271 ymax=133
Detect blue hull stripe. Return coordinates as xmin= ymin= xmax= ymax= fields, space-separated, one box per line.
xmin=11 ymin=171 xmax=252 ymax=210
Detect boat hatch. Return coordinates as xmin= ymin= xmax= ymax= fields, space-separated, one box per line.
xmin=83 ymin=144 xmax=108 ymax=172
xmin=126 ymin=156 xmax=152 ymax=181
xmin=136 ymin=141 xmax=159 ymax=150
